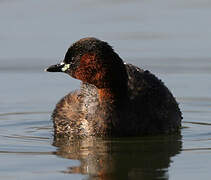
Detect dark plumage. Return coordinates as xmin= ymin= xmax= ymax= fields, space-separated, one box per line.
xmin=45 ymin=37 xmax=182 ymax=138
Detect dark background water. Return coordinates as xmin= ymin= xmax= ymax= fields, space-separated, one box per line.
xmin=0 ymin=0 xmax=211 ymax=179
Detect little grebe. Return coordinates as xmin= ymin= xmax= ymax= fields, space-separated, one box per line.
xmin=45 ymin=37 xmax=182 ymax=138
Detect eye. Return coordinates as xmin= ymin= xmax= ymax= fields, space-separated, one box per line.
xmin=63 ymin=56 xmax=74 ymax=64
xmin=69 ymin=57 xmax=74 ymax=63
xmin=68 ymin=57 xmax=75 ymax=65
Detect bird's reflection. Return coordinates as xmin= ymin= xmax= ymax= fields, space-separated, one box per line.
xmin=53 ymin=134 xmax=182 ymax=180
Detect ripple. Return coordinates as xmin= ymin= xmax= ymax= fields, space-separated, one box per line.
xmin=0 ymin=111 xmax=50 ymax=117
xmin=0 ymin=111 xmax=53 ymax=150
xmin=2 ymin=134 xmax=51 ymax=141
xmin=183 ymin=148 xmax=211 ymax=152
xmin=0 ymin=151 xmax=55 ymax=155
xmin=183 ymin=121 xmax=211 ymax=126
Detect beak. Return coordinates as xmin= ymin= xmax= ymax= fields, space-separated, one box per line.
xmin=44 ymin=63 xmax=65 ymax=72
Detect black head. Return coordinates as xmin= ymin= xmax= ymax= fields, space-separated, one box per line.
xmin=45 ymin=37 xmax=128 ymax=88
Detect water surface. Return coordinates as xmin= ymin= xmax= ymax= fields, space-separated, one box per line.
xmin=0 ymin=0 xmax=211 ymax=179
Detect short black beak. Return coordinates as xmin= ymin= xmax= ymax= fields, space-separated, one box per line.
xmin=44 ymin=63 xmax=65 ymax=72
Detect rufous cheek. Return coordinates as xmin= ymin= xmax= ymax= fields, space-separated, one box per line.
xmin=73 ymin=53 xmax=97 ymax=82
xmin=74 ymin=69 xmax=86 ymax=81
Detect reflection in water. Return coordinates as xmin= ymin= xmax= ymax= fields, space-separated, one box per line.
xmin=53 ymin=134 xmax=182 ymax=180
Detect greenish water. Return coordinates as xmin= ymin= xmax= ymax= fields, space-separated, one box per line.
xmin=0 ymin=0 xmax=211 ymax=179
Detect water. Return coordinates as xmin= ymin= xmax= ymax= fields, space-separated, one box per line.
xmin=0 ymin=0 xmax=211 ymax=179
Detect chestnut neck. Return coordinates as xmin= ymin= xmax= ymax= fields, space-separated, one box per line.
xmin=97 ymin=83 xmax=129 ymax=105
xmin=96 ymin=55 xmax=129 ymax=105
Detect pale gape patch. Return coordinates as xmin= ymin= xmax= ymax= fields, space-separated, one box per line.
xmin=61 ymin=63 xmax=70 ymax=72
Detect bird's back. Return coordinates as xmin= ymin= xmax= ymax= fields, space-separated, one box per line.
xmin=125 ymin=64 xmax=182 ymax=134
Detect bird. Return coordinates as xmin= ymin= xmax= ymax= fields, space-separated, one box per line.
xmin=45 ymin=37 xmax=182 ymax=138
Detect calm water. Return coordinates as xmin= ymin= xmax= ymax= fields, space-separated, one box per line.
xmin=0 ymin=0 xmax=211 ymax=179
